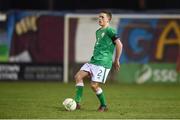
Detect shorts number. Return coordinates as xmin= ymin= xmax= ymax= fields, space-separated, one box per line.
xmin=97 ymin=69 xmax=103 ymax=77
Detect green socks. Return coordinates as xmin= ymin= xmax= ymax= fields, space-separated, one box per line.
xmin=75 ymin=85 xmax=106 ymax=107
xmin=96 ymin=88 xmax=107 ymax=106
xmin=75 ymin=86 xmax=83 ymax=103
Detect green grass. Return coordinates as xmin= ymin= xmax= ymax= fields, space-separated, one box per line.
xmin=0 ymin=81 xmax=180 ymax=119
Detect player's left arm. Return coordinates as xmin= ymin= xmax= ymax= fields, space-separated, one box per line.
xmin=113 ymin=39 xmax=123 ymax=71
xmin=108 ymin=28 xmax=123 ymax=71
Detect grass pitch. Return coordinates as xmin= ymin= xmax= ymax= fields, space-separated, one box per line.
xmin=0 ymin=81 xmax=180 ymax=119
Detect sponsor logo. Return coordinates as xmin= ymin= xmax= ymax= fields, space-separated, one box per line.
xmin=136 ymin=64 xmax=178 ymax=84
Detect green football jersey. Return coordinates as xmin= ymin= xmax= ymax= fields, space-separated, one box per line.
xmin=90 ymin=26 xmax=118 ymax=69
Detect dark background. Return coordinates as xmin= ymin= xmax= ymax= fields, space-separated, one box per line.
xmin=0 ymin=0 xmax=180 ymax=11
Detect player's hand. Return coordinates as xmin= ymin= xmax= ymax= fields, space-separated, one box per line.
xmin=113 ymin=60 xmax=120 ymax=71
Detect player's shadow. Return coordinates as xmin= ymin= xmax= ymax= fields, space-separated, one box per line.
xmin=44 ymin=105 xmax=67 ymax=111
xmin=54 ymin=106 xmax=66 ymax=111
xmin=45 ymin=105 xmax=96 ymax=112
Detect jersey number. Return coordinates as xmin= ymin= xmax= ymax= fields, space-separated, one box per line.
xmin=97 ymin=69 xmax=103 ymax=77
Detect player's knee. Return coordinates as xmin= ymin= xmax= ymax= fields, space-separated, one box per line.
xmin=90 ymin=83 xmax=99 ymax=92
xmin=74 ymin=74 xmax=82 ymax=82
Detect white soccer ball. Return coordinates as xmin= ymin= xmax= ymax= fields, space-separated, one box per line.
xmin=62 ymin=98 xmax=77 ymax=111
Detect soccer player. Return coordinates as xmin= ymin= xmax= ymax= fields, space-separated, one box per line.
xmin=74 ymin=10 xmax=123 ymax=112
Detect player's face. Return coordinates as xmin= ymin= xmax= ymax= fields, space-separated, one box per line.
xmin=98 ymin=13 xmax=109 ymax=27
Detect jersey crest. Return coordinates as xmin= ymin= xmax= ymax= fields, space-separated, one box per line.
xmin=101 ymin=32 xmax=105 ymax=37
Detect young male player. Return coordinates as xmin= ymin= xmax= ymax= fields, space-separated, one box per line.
xmin=74 ymin=10 xmax=123 ymax=112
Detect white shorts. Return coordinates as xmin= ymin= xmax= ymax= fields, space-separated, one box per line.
xmin=80 ymin=63 xmax=110 ymax=83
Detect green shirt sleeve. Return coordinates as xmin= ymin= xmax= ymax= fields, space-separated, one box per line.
xmin=107 ymin=27 xmax=119 ymax=43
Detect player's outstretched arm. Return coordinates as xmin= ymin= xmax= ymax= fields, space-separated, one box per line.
xmin=113 ymin=39 xmax=123 ymax=71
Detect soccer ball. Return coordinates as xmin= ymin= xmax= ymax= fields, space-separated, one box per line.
xmin=62 ymin=98 xmax=77 ymax=111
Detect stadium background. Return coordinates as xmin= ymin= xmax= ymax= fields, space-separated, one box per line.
xmin=0 ymin=0 xmax=180 ymax=83
xmin=0 ymin=0 xmax=180 ymax=119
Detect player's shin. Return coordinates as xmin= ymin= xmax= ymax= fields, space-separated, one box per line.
xmin=96 ymin=87 xmax=107 ymax=107
xmin=74 ymin=82 xmax=84 ymax=103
